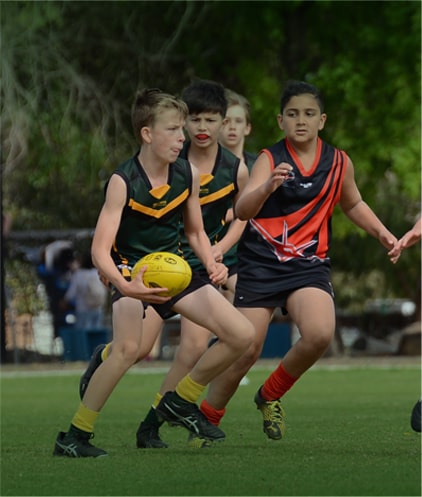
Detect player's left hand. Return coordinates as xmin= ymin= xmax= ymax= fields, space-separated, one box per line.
xmin=207 ymin=261 xmax=228 ymax=286
xmin=98 ymin=271 xmax=110 ymax=288
xmin=211 ymin=244 xmax=224 ymax=263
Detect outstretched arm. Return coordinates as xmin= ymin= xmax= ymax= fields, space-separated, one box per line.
xmin=212 ymin=160 xmax=250 ymax=261
xmin=339 ymin=158 xmax=398 ymax=254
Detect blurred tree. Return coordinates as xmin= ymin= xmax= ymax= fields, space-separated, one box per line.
xmin=1 ymin=0 xmax=420 ymax=314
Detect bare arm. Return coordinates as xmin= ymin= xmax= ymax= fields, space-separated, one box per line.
xmin=213 ymin=160 xmax=249 ymax=259
xmin=183 ymin=164 xmax=228 ymax=285
xmin=339 ymin=158 xmax=397 ymax=252
xmin=235 ymin=152 xmax=293 ymax=220
xmin=91 ymin=174 xmax=170 ymax=303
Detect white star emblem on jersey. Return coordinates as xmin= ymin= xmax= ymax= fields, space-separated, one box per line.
xmin=250 ymin=219 xmax=317 ymax=262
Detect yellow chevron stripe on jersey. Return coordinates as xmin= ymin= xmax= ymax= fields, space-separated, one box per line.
xmin=149 ymin=184 xmax=171 ymax=199
xmin=200 ymin=174 xmax=214 ymax=186
xmin=128 ymin=188 xmax=190 ymax=218
xmin=199 ymin=183 xmax=236 ymax=206
xmin=179 ymin=142 xmax=241 ymax=271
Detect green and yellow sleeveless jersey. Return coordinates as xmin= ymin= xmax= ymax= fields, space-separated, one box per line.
xmin=109 ymin=154 xmax=192 ymax=269
xmin=179 ymin=143 xmax=240 ymax=272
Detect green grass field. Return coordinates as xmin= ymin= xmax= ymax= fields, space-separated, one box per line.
xmin=1 ymin=361 xmax=421 ymax=496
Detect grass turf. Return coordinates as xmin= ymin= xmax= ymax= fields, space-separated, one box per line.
xmin=1 ymin=363 xmax=420 ymax=496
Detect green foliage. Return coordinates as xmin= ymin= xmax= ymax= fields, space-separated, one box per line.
xmin=5 ymin=259 xmax=45 ymax=316
xmin=1 ymin=0 xmax=420 ymax=309
xmin=314 ymin=1 xmax=421 ymax=206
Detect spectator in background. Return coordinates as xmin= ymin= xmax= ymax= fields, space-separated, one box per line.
xmin=36 ymin=240 xmax=76 ymax=337
xmin=63 ymin=251 xmax=107 ymax=329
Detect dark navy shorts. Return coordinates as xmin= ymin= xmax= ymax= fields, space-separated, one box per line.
xmin=234 ymin=279 xmax=334 ymax=315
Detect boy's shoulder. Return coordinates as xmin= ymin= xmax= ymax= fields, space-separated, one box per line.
xmin=114 ymin=153 xmax=139 ymax=175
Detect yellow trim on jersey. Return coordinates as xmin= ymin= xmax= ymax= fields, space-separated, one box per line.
xmin=128 ymin=189 xmax=190 ymax=218
xmin=200 ymin=174 xmax=214 ymax=186
xmin=199 ymin=183 xmax=235 ymax=206
xmin=149 ymin=184 xmax=171 ymax=199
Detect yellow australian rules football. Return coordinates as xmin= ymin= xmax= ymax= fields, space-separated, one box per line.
xmin=131 ymin=251 xmax=192 ymax=297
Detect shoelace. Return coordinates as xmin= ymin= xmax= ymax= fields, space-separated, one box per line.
xmin=267 ymin=400 xmax=284 ymax=423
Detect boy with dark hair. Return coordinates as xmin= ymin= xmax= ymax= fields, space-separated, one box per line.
xmin=200 ymin=80 xmax=399 ymax=440
xmin=135 ymin=79 xmax=251 ymax=449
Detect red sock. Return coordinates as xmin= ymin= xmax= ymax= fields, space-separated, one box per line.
xmin=200 ymin=399 xmax=226 ymax=426
xmin=261 ymin=362 xmax=298 ymax=400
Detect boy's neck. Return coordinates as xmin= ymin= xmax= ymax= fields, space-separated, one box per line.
xmin=187 ymin=141 xmax=219 ymax=170
xmin=286 ymin=137 xmax=320 ymax=171
xmin=287 ymin=136 xmax=318 ymax=152
xmin=137 ymin=149 xmax=169 ymax=182
xmin=223 ymin=140 xmax=244 ymax=160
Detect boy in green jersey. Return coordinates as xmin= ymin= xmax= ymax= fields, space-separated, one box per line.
xmin=134 ymin=79 xmax=250 ymax=448
xmin=53 ymin=88 xmax=254 ymax=458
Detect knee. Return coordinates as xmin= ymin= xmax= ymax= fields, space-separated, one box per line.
xmin=235 ymin=318 xmax=255 ymax=351
xmin=113 ymin=341 xmax=141 ymax=367
xmin=239 ymin=342 xmax=261 ymax=369
xmin=177 ymin=340 xmax=207 ymax=368
xmin=303 ymin=328 xmax=334 ymax=354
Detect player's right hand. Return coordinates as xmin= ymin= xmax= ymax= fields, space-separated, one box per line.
xmin=265 ymin=162 xmax=294 ymax=193
xmin=125 ymin=265 xmax=171 ymax=303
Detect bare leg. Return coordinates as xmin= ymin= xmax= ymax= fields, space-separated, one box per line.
xmin=137 ymin=306 xmax=164 ymax=361
xmin=219 ymin=272 xmax=236 ymax=304
xmin=251 ymin=288 xmax=335 ymax=440
xmin=282 ymin=287 xmax=335 ymax=377
xmin=139 ymin=286 xmax=254 ymax=445
xmin=173 ymin=285 xmax=254 ymax=386
xmin=159 ymin=316 xmax=212 ymax=393
xmin=82 ymin=297 xmax=144 ymax=411
xmin=206 ymin=307 xmax=274 ymax=409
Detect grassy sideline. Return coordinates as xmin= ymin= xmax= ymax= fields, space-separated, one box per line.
xmin=1 ymin=361 xmax=421 ymax=496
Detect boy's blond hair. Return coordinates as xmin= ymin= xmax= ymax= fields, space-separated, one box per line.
xmin=132 ymin=88 xmax=188 ymax=144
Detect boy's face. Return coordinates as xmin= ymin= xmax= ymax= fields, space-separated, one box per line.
xmin=278 ymin=94 xmax=326 ymax=144
xmin=219 ymin=104 xmax=251 ymax=150
xmin=142 ymin=109 xmax=186 ymax=163
xmin=185 ymin=112 xmax=224 ymax=149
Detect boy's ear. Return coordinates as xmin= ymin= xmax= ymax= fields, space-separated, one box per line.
xmin=277 ymin=114 xmax=284 ymax=130
xmin=319 ymin=113 xmax=327 ymax=131
xmin=141 ymin=126 xmax=152 ymax=143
